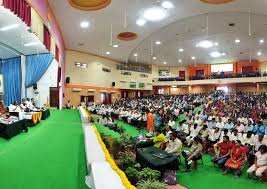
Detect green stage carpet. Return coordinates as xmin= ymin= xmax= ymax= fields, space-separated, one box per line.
xmin=0 ymin=109 xmax=88 ymax=189
xmin=93 ymin=118 xmax=266 ymax=189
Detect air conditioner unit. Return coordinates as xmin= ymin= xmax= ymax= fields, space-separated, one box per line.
xmin=72 ymin=88 xmax=82 ymax=92
xmin=87 ymin=89 xmax=96 ymax=92
xmin=99 ymin=90 xmax=107 ymax=93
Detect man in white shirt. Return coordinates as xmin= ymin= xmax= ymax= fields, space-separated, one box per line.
xmin=165 ymin=132 xmax=183 ymax=156
xmin=216 ymin=118 xmax=224 ymax=129
xmin=254 ymin=135 xmax=267 ymax=152
xmin=247 ymin=145 xmax=267 ymax=177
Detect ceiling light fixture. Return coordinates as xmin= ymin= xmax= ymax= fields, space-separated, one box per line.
xmin=0 ymin=24 xmax=19 ymax=31
xmin=196 ymin=40 xmax=213 ymax=48
xmin=260 ymin=39 xmax=264 ymax=44
xmin=222 ymin=52 xmax=226 ymax=56
xmin=257 ymin=51 xmax=262 ymax=56
xmin=134 ymin=53 xmax=138 ymax=57
xmin=136 ymin=19 xmax=146 ymax=26
xmin=191 ymin=56 xmax=196 ymax=60
xmin=106 ymin=51 xmax=110 ymax=55
xmin=214 ymin=42 xmax=219 ymax=46
xmin=178 ymin=59 xmax=182 ymax=63
xmin=210 ymin=51 xmax=222 ymax=58
xmin=163 ymin=61 xmax=167 ymax=64
xmin=152 ymin=56 xmax=157 ymax=60
xmin=113 ymin=44 xmax=119 ymax=48
xmin=24 ymin=42 xmax=40 ymax=47
xmin=161 ymin=1 xmax=174 ymax=9
xmin=143 ymin=7 xmax=167 ymax=22
xmin=80 ymin=21 xmax=90 ymax=28
xmin=179 ymin=48 xmax=184 ymax=52
xmin=235 ymin=38 xmax=240 ymax=43
xmin=155 ymin=41 xmax=161 ymax=45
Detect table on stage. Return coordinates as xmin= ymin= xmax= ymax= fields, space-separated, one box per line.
xmin=0 ymin=119 xmax=26 ymax=139
xmin=41 ymin=109 xmax=50 ymax=120
xmin=136 ymin=146 xmax=179 ymax=173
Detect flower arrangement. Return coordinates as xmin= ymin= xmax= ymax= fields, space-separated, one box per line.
xmin=93 ymin=126 xmax=137 ymax=189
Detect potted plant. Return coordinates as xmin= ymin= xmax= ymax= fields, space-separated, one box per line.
xmin=118 ymin=151 xmax=136 ymax=170
xmin=137 ymin=179 xmax=166 ymax=189
xmin=137 ymin=168 xmax=161 ymax=181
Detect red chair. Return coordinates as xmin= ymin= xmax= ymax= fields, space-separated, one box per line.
xmin=193 ymin=156 xmax=204 ymax=170
xmin=262 ymin=168 xmax=267 ymax=183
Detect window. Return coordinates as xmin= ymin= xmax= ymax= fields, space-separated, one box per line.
xmin=211 ymin=64 xmax=233 ymax=73
xmin=158 ymin=88 xmax=164 ymax=94
xmin=159 ymin=70 xmax=170 ymax=76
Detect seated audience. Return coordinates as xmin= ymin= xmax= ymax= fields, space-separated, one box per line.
xmin=212 ymin=136 xmax=233 ymax=167
xmin=247 ymin=145 xmax=267 ymax=178
xmin=165 ymin=132 xmax=182 ymax=156
xmin=182 ymin=136 xmax=203 ymax=171
xmin=224 ymin=140 xmax=246 ymax=178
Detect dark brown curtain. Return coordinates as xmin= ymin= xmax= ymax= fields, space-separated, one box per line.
xmin=43 ymin=25 xmax=51 ymax=51
xmin=3 ymin=0 xmax=31 ymax=26
xmin=55 ymin=46 xmax=59 ymax=62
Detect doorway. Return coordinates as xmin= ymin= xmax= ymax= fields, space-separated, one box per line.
xmin=50 ymin=87 xmax=58 ymax=108
xmin=80 ymin=95 xmax=94 ymax=105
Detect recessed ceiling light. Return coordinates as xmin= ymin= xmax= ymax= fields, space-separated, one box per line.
xmin=235 ymin=38 xmax=240 ymax=43
xmin=106 ymin=51 xmax=110 ymax=55
xmin=155 ymin=41 xmax=161 ymax=45
xmin=163 ymin=61 xmax=167 ymax=64
xmin=214 ymin=42 xmax=219 ymax=46
xmin=136 ymin=19 xmax=146 ymax=26
xmin=152 ymin=56 xmax=157 ymax=60
xmin=134 ymin=53 xmax=138 ymax=57
xmin=196 ymin=40 xmax=213 ymax=48
xmin=143 ymin=7 xmax=167 ymax=22
xmin=257 ymin=51 xmax=262 ymax=56
xmin=210 ymin=51 xmax=222 ymax=58
xmin=161 ymin=1 xmax=174 ymax=9
xmin=191 ymin=56 xmax=196 ymax=60
xmin=80 ymin=21 xmax=90 ymax=28
xmin=179 ymin=48 xmax=184 ymax=52
xmin=113 ymin=44 xmax=119 ymax=48
xmin=222 ymin=52 xmax=226 ymax=56
xmin=260 ymin=39 xmax=264 ymax=44
xmin=0 ymin=24 xmax=19 ymax=31
xmin=178 ymin=59 xmax=182 ymax=63
xmin=24 ymin=42 xmax=40 ymax=47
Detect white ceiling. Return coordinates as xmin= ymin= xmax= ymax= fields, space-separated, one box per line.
xmin=48 ymin=0 xmax=267 ymax=66
xmin=0 ymin=6 xmax=48 ymax=60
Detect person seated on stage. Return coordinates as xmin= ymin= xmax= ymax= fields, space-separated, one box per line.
xmin=152 ymin=128 xmax=166 ymax=148
xmin=223 ymin=140 xmax=247 ymax=178
xmin=247 ymin=145 xmax=267 ymax=179
xmin=66 ymin=100 xmax=72 ymax=109
xmin=10 ymin=101 xmax=22 ymax=112
xmin=182 ymin=136 xmax=203 ymax=171
xmin=224 ymin=119 xmax=234 ymax=132
xmin=253 ymin=121 xmax=266 ymax=135
xmin=165 ymin=132 xmax=182 ymax=156
xmin=234 ymin=120 xmax=245 ymax=133
xmin=212 ymin=136 xmax=233 ymax=167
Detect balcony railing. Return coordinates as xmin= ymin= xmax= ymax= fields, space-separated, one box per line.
xmin=189 ymin=72 xmax=265 ymax=80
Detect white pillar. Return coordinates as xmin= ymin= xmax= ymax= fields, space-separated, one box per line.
xmin=21 ymin=55 xmax=26 ymax=100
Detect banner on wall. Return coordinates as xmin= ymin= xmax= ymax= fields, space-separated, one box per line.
xmin=0 ymin=74 xmax=4 ymax=95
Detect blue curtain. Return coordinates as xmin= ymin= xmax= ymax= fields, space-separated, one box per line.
xmin=1 ymin=57 xmax=22 ymax=106
xmin=25 ymin=53 xmax=53 ymax=88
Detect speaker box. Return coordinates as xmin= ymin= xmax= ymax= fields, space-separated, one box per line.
xmin=33 ymin=83 xmax=37 ymax=90
xmin=66 ymin=77 xmax=70 ymax=84
xmin=112 ymin=82 xmax=115 ymax=87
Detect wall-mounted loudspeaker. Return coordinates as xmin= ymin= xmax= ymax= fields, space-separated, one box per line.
xmin=33 ymin=83 xmax=37 ymax=90
xmin=66 ymin=77 xmax=70 ymax=84
xmin=112 ymin=82 xmax=115 ymax=87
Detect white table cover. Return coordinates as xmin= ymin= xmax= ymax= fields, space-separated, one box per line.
xmin=86 ymin=162 xmax=126 ymax=189
xmin=79 ymin=107 xmax=88 ymax=124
